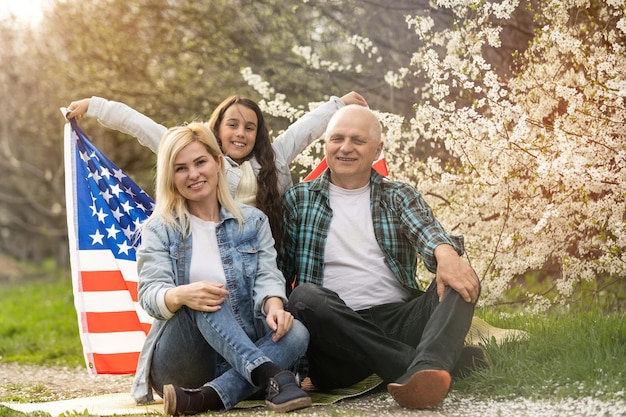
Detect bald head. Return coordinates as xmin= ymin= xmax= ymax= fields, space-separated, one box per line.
xmin=323 ymin=104 xmax=384 ymax=189
xmin=325 ymin=105 xmax=382 ymax=143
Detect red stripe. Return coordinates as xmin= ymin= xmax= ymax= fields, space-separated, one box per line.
xmin=126 ymin=281 xmax=138 ymax=302
xmin=373 ymin=158 xmax=389 ymax=176
xmin=89 ymin=352 xmax=140 ymax=375
xmin=303 ymin=158 xmax=328 ymax=181
xmin=80 ymin=270 xmax=138 ymax=301
xmin=83 ymin=311 xmax=143 ymax=333
xmin=304 ymin=156 xmax=389 ymax=182
xmin=80 ymin=270 xmax=126 ymax=291
xmin=140 ymin=322 xmax=152 ymax=335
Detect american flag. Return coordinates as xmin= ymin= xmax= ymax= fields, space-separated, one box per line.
xmin=64 ymin=115 xmax=154 ymax=374
xmin=302 ymin=151 xmax=389 ymax=181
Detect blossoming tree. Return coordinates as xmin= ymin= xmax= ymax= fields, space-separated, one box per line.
xmin=244 ymin=0 xmax=626 ymax=310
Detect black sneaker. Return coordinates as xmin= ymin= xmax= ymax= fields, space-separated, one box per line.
xmin=451 ymin=345 xmax=489 ymax=379
xmin=265 ymin=371 xmax=312 ymax=413
xmin=163 ymin=384 xmax=213 ymax=416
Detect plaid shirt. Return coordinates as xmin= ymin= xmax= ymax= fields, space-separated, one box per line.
xmin=279 ymin=169 xmax=465 ymax=293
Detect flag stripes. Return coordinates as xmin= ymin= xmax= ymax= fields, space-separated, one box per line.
xmin=64 ymin=116 xmax=154 ymax=374
xmin=303 ymin=151 xmax=389 ymax=182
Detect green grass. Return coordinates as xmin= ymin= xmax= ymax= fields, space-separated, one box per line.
xmin=455 ymin=308 xmax=626 ymax=400
xmin=0 ymin=273 xmax=83 ymax=368
xmin=1 ymin=262 xmax=625 ymax=412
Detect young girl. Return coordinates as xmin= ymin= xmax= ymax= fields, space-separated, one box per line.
xmin=66 ymin=92 xmax=368 ymax=244
xmin=134 ymin=122 xmax=311 ymax=414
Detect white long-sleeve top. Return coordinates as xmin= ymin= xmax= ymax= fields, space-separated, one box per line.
xmin=86 ymin=95 xmax=345 ymax=198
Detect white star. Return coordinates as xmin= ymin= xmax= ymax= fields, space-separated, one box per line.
xmin=113 ymin=168 xmax=127 ymax=181
xmin=124 ymin=186 xmax=136 ymax=198
xmin=90 ymin=169 xmax=102 ymax=184
xmin=89 ymin=229 xmax=105 ymax=245
xmin=120 ymin=200 xmax=133 ymax=213
xmin=111 ymin=207 xmax=124 ymax=223
xmin=101 ymin=189 xmax=113 ymax=203
xmin=118 ymin=240 xmax=132 ymax=255
xmin=109 ymin=183 xmax=122 ymax=198
xmin=100 ymin=167 xmax=112 ymax=179
xmin=123 ymin=224 xmax=134 ymax=239
xmin=106 ymin=224 xmax=120 ymax=239
xmin=95 ymin=208 xmax=109 ymax=223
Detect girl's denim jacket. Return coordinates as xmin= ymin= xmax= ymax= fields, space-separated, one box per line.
xmin=131 ymin=203 xmax=287 ymax=404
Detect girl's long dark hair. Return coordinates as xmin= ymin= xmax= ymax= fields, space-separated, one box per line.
xmin=208 ymin=96 xmax=282 ymax=247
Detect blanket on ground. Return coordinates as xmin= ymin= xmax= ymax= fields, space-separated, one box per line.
xmin=1 ymin=375 xmax=383 ymax=416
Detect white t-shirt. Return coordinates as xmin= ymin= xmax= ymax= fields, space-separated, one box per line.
xmin=323 ymin=182 xmax=410 ymax=311
xmin=156 ymin=215 xmax=227 ymax=318
xmin=189 ymin=216 xmax=227 ymax=286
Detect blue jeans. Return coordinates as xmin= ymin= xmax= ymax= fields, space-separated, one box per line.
xmin=149 ymin=304 xmax=309 ymax=410
xmin=288 ymin=281 xmax=475 ymax=390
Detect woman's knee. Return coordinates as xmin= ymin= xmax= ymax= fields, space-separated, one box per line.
xmin=280 ymin=319 xmax=310 ymax=357
xmin=289 ymin=320 xmax=310 ymax=345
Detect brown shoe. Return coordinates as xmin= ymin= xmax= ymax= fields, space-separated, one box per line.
xmin=387 ymin=369 xmax=451 ymax=409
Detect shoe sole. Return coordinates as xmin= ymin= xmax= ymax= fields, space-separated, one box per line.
xmin=265 ymin=396 xmax=312 ymax=413
xmin=387 ymin=369 xmax=451 ymax=409
xmin=163 ymin=384 xmax=177 ymax=415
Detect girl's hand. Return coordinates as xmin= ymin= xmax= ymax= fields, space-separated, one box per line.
xmin=340 ymin=91 xmax=368 ymax=107
xmin=66 ymin=98 xmax=91 ymax=120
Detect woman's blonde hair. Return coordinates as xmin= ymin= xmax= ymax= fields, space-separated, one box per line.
xmin=148 ymin=122 xmax=243 ymax=236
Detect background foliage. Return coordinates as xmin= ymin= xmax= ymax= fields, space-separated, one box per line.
xmin=0 ymin=0 xmax=624 ymax=309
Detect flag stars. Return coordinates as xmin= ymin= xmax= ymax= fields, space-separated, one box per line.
xmin=123 ymin=224 xmax=134 ymax=240
xmin=111 ymin=207 xmax=124 ymax=223
xmin=113 ymin=168 xmax=127 ymax=182
xmin=100 ymin=167 xmax=112 ymax=180
xmin=106 ymin=224 xmax=121 ymax=239
xmin=118 ymin=240 xmax=133 ymax=256
xmin=101 ymin=189 xmax=113 ymax=203
xmin=124 ymin=186 xmax=136 ymax=198
xmin=109 ymin=183 xmax=122 ymax=198
xmin=90 ymin=170 xmax=102 ymax=184
xmin=89 ymin=229 xmax=105 ymax=246
xmin=95 ymin=208 xmax=109 ymax=223
xmin=120 ymin=200 xmax=133 ymax=213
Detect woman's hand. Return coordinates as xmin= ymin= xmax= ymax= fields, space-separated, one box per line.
xmin=263 ymin=297 xmax=293 ymax=342
xmin=165 ymin=281 xmax=229 ymax=313
xmin=66 ymin=98 xmax=91 ymax=120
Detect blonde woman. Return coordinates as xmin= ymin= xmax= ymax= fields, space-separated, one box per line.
xmin=133 ymin=123 xmax=311 ymax=414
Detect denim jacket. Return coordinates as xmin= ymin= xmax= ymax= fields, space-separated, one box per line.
xmin=131 ymin=203 xmax=287 ymax=404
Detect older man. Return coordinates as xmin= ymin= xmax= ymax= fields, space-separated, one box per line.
xmin=279 ymin=105 xmax=482 ymax=409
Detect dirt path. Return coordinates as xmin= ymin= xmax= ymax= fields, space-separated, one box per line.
xmin=2 ymin=363 xmax=625 ymax=416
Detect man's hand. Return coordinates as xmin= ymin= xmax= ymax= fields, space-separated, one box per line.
xmin=434 ymin=244 xmax=480 ymax=303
